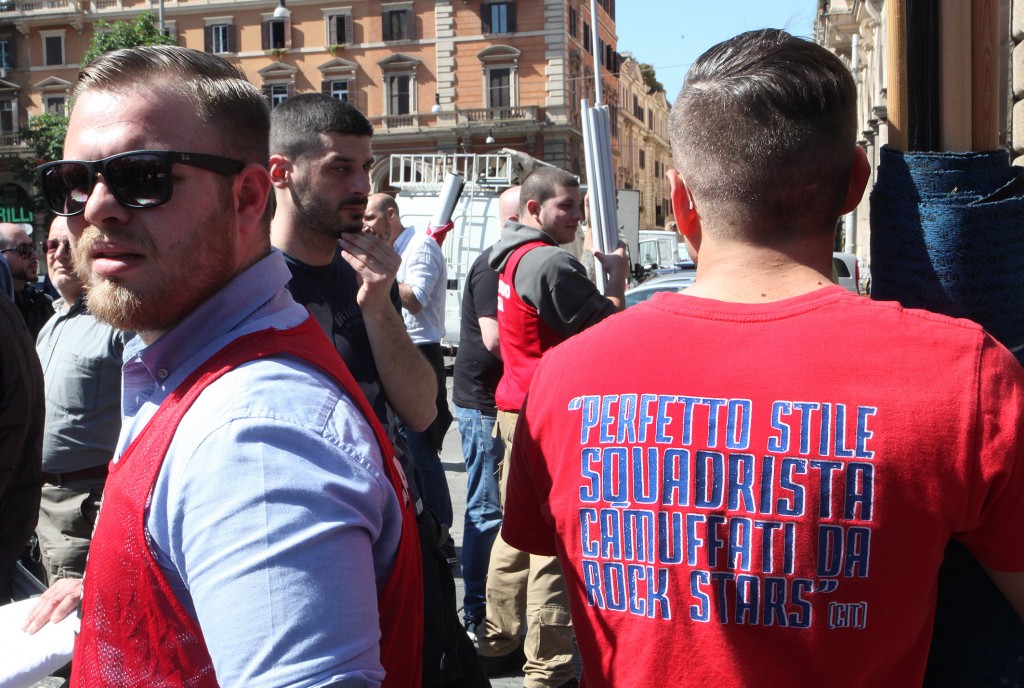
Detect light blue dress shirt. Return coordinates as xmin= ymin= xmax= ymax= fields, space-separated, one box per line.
xmin=114 ymin=250 xmax=403 ymax=688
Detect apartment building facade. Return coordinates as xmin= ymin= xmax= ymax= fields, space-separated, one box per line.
xmin=616 ymin=55 xmax=670 ymax=228
xmin=0 ymin=0 xmax=671 ymax=240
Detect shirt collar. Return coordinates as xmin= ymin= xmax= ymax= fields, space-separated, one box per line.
xmin=392 ymin=226 xmax=416 ymax=255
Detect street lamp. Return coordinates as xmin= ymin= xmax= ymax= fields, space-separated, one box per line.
xmin=273 ymin=0 xmax=290 ymax=19
xmin=485 ymin=129 xmax=495 ymax=144
xmin=431 ymin=93 xmax=441 ymax=113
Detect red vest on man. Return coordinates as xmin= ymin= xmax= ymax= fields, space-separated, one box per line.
xmin=72 ymin=317 xmax=423 ymax=687
xmin=495 ymin=241 xmax=564 ymax=412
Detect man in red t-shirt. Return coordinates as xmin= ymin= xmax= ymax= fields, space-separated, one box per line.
xmin=502 ymin=29 xmax=1024 ymax=687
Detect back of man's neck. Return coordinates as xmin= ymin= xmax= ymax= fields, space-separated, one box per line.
xmin=686 ymin=245 xmax=835 ymax=303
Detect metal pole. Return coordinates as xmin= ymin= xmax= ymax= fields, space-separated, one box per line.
xmin=845 ymin=33 xmax=858 ymax=254
xmin=159 ymin=0 xmax=165 ymax=33
xmin=589 ymin=0 xmax=601 ymax=104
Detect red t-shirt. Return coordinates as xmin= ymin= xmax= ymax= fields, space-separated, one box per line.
xmin=503 ymin=286 xmax=1024 ymax=687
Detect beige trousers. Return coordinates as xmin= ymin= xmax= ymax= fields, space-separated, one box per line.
xmin=479 ymin=410 xmax=575 ymax=688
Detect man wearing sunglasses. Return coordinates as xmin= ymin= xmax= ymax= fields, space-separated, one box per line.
xmin=0 ymin=222 xmax=53 ymax=338
xmin=24 ymin=46 xmax=422 ymax=687
xmin=34 ymin=216 xmax=131 ymax=587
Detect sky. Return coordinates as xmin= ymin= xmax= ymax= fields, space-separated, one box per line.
xmin=614 ymin=1 xmax=818 ymax=102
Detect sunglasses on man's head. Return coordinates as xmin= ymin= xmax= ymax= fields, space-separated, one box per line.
xmin=0 ymin=243 xmax=37 ymax=258
xmin=36 ymin=150 xmax=246 ymax=217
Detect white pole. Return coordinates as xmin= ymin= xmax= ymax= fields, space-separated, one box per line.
xmin=589 ymin=0 xmax=602 ymax=105
xmin=845 ymin=32 xmax=858 ymax=254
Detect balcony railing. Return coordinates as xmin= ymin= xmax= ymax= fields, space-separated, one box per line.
xmin=0 ymin=0 xmax=80 ymax=11
xmin=377 ymin=114 xmax=417 ymax=130
xmin=368 ymin=105 xmax=543 ymax=135
xmin=0 ymin=131 xmax=29 ymax=151
xmin=460 ymin=106 xmax=538 ymax=123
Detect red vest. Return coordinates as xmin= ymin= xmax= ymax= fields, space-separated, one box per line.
xmin=72 ymin=317 xmax=423 ymax=687
xmin=495 ymin=241 xmax=564 ymax=412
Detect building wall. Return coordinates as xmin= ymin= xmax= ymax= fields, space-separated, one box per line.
xmin=817 ymin=0 xmax=888 ymax=275
xmin=615 ymin=56 xmax=670 ymax=228
xmin=0 ymin=0 xmax=675 ymax=241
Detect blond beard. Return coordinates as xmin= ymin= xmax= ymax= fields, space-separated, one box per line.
xmin=72 ymin=225 xmax=147 ymax=330
xmin=72 ymin=208 xmax=236 ymax=334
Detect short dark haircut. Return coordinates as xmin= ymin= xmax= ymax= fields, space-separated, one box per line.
xmin=73 ymin=45 xmax=270 ymax=168
xmin=670 ymin=29 xmax=857 ymax=241
xmin=269 ymin=93 xmax=374 ymax=162
xmin=520 ymin=166 xmax=579 ymax=216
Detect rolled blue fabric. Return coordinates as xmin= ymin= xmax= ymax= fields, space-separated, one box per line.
xmin=870 ymin=145 xmax=1024 ymax=363
xmin=870 ymin=144 xmax=1024 ymax=686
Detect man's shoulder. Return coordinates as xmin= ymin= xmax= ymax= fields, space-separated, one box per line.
xmin=406 ymin=228 xmax=444 ymax=258
xmin=179 ymin=353 xmax=360 ymax=439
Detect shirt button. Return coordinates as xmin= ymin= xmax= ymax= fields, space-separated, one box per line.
xmin=157 ymin=368 xmax=169 ymax=380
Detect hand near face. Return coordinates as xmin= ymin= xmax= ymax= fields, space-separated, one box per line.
xmin=339 ymin=232 xmax=401 ymax=310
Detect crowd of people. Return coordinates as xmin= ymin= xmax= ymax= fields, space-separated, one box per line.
xmin=2 ymin=27 xmax=1023 ymax=688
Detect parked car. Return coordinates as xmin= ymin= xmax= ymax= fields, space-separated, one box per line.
xmin=832 ymin=252 xmax=861 ymax=294
xmin=624 ymin=270 xmax=696 ymax=308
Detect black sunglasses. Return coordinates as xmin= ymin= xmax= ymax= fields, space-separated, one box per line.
xmin=37 ymin=150 xmax=246 ymax=217
xmin=0 ymin=243 xmax=36 ymax=258
xmin=45 ymin=238 xmax=71 ymax=255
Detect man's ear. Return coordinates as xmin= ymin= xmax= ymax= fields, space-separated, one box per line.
xmin=267 ymin=154 xmax=292 ymax=190
xmin=668 ymin=168 xmax=701 ymax=249
xmin=234 ymin=163 xmax=273 ymax=232
xmin=525 ymin=198 xmax=542 ymax=222
xmin=841 ymin=146 xmax=870 ymax=214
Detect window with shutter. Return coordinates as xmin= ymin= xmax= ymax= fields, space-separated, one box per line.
xmin=484 ymin=2 xmax=515 ymax=34
xmin=0 ymin=38 xmax=14 ymax=70
xmin=266 ymin=19 xmax=287 ymax=50
xmin=383 ymin=9 xmax=411 ymax=41
xmin=269 ymin=84 xmax=289 ymax=108
xmin=488 ymin=68 xmax=511 ymax=109
xmin=386 ymin=75 xmax=410 ymax=114
xmin=330 ymin=80 xmax=349 ymax=102
xmin=43 ymin=34 xmax=63 ymax=66
xmin=0 ymin=100 xmax=13 ymax=134
xmin=328 ymin=15 xmax=352 ymax=45
xmin=209 ymin=24 xmax=232 ymax=54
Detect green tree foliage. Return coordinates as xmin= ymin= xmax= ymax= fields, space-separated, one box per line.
xmin=22 ymin=111 xmax=68 ymax=163
xmin=638 ymin=63 xmax=664 ymax=94
xmin=81 ymin=11 xmax=174 ymax=66
xmin=619 ymin=51 xmax=665 ymax=95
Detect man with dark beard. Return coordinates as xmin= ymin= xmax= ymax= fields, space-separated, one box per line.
xmin=269 ymin=93 xmax=435 ymax=435
xmin=23 ymin=47 xmax=422 ymax=687
xmin=269 ymin=94 xmax=489 ymax=688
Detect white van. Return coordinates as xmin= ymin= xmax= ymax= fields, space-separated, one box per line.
xmin=832 ymin=252 xmax=861 ymax=294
